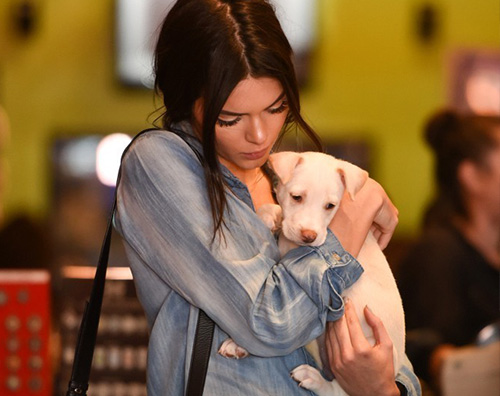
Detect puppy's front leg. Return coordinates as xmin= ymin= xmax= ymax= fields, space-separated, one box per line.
xmin=218 ymin=338 xmax=249 ymax=359
xmin=218 ymin=205 xmax=281 ymax=362
xmin=256 ymin=203 xmax=282 ymax=232
xmin=291 ymin=365 xmax=338 ymax=396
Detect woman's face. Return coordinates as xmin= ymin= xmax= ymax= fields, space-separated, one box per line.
xmin=193 ymin=77 xmax=288 ymax=175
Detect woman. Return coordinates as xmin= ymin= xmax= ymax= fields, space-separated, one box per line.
xmin=115 ymin=0 xmax=420 ymax=394
xmin=397 ymin=109 xmax=500 ymax=390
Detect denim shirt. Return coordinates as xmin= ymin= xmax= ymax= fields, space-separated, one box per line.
xmin=114 ymin=123 xmax=421 ymax=395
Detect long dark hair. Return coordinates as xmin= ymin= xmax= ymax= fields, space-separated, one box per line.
xmin=423 ymin=109 xmax=500 ymax=226
xmin=153 ymin=0 xmax=322 ymax=239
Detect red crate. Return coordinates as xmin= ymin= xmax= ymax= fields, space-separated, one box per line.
xmin=0 ymin=270 xmax=52 ymax=395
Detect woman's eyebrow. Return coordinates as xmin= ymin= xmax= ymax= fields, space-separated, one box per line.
xmin=219 ymin=92 xmax=286 ymax=116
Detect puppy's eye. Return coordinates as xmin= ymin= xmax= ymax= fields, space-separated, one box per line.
xmin=325 ymin=203 xmax=336 ymax=210
xmin=291 ymin=194 xmax=302 ymax=202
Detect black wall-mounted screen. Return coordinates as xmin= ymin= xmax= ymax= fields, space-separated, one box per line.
xmin=115 ymin=0 xmax=318 ymax=88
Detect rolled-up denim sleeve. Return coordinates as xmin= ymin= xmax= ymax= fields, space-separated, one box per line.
xmin=279 ymin=229 xmax=364 ymax=322
xmin=396 ymin=354 xmax=423 ymax=395
xmin=115 ymin=131 xmax=364 ymax=357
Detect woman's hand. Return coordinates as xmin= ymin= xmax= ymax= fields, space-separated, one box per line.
xmin=326 ymin=299 xmax=400 ymax=396
xmin=329 ymin=178 xmax=398 ymax=256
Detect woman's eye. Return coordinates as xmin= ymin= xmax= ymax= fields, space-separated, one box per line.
xmin=291 ymin=194 xmax=302 ymax=202
xmin=268 ymin=100 xmax=288 ymax=115
xmin=325 ymin=203 xmax=336 ymax=210
xmin=216 ymin=117 xmax=241 ymax=127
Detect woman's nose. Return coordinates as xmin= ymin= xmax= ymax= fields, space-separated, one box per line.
xmin=246 ymin=118 xmax=266 ymax=144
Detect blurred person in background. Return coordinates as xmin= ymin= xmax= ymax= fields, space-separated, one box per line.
xmin=396 ymin=109 xmax=500 ymax=392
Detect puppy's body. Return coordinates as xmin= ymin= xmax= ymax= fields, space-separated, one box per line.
xmin=288 ymin=230 xmax=405 ymax=396
xmin=219 ymin=152 xmax=405 ymax=396
xmin=299 ymin=229 xmax=405 ymax=395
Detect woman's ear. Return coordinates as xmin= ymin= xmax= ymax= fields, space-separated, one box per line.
xmin=457 ymin=160 xmax=483 ymax=196
xmin=192 ymin=98 xmax=204 ymax=138
xmin=268 ymin=152 xmax=303 ymax=185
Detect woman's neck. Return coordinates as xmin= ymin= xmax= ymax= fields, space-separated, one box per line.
xmin=218 ymin=157 xmax=275 ymax=210
xmin=234 ymin=167 xmax=275 ymax=210
xmin=239 ymin=168 xmax=263 ymax=188
xmin=454 ymin=211 xmax=500 ymax=270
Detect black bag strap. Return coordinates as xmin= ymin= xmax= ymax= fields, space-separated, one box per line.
xmin=186 ymin=310 xmax=216 ymax=395
xmin=66 ymin=202 xmax=115 ymax=396
xmin=66 ymin=128 xmax=215 ymax=396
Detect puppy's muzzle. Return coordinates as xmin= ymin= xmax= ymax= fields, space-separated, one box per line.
xmin=300 ymin=229 xmax=317 ymax=244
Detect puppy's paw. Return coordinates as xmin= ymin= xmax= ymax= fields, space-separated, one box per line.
xmin=291 ymin=364 xmax=334 ymax=396
xmin=256 ymin=204 xmax=282 ymax=232
xmin=218 ymin=338 xmax=249 ymax=359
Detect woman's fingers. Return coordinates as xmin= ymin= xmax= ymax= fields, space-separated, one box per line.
xmin=327 ymin=301 xmax=399 ymax=396
xmin=359 ymin=178 xmax=398 ymax=250
xmin=330 ymin=311 xmax=351 ymax=356
xmin=326 ymin=302 xmax=399 ymax=396
xmin=370 ymin=225 xmax=382 ymax=242
xmin=327 ymin=301 xmax=393 ymax=366
xmin=330 ymin=177 xmax=399 ymax=254
xmin=343 ymin=299 xmax=370 ymax=350
xmin=370 ymin=185 xmax=399 ymax=250
xmin=330 ymin=301 xmax=392 ymax=352
xmin=375 ymin=227 xmax=392 ymax=251
xmin=363 ymin=305 xmax=392 ymax=347
xmin=327 ymin=299 xmax=371 ymax=370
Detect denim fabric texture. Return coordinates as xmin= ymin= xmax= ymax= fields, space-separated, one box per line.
xmin=114 ymin=122 xmax=421 ymax=395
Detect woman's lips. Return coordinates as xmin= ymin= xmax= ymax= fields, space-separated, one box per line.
xmin=242 ymin=147 xmax=268 ymax=160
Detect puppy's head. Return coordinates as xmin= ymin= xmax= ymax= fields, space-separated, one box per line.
xmin=269 ymin=151 xmax=368 ymax=247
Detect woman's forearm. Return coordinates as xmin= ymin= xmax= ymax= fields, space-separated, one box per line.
xmin=328 ymin=178 xmax=398 ymax=257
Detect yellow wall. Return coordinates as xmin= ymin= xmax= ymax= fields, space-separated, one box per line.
xmin=0 ymin=0 xmax=154 ymax=220
xmin=1 ymin=0 xmax=499 ymax=235
xmin=301 ymin=0 xmax=499 ymax=234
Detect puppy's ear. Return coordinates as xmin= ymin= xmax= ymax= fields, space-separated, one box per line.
xmin=268 ymin=152 xmax=303 ymax=185
xmin=336 ymin=160 xmax=369 ymax=199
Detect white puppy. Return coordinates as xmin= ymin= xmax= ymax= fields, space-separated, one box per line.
xmin=219 ymin=152 xmax=405 ymax=396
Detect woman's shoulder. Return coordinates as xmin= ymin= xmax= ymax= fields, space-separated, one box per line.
xmin=118 ymin=127 xmax=204 ymax=183
xmin=129 ymin=128 xmax=187 ymax=150
xmin=124 ymin=128 xmax=200 ymax=163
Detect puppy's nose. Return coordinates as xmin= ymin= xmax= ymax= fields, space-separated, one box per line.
xmin=301 ymin=229 xmax=317 ymax=244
